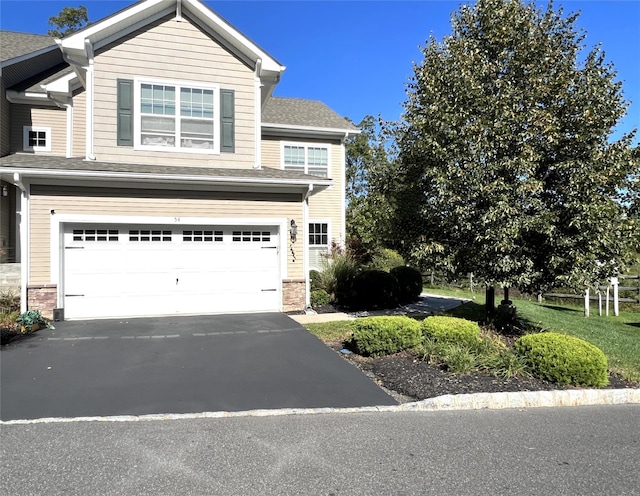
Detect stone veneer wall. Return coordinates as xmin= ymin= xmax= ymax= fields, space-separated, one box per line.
xmin=282 ymin=279 xmax=305 ymax=312
xmin=27 ymin=285 xmax=56 ymax=319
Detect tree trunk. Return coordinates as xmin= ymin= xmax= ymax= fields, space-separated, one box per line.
xmin=485 ymin=286 xmax=495 ymax=315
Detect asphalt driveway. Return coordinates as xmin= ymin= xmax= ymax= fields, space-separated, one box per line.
xmin=0 ymin=313 xmax=396 ymax=421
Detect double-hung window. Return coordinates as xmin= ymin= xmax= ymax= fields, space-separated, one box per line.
xmin=308 ymin=221 xmax=330 ymax=270
xmin=282 ymin=143 xmax=329 ymax=177
xmin=135 ymin=78 xmax=219 ymax=153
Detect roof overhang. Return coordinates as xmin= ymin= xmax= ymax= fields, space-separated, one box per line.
xmin=262 ymin=123 xmax=361 ymax=140
xmin=0 ymin=160 xmax=331 ymax=197
xmin=6 ymin=71 xmax=81 ymax=106
xmin=0 ymin=44 xmax=58 ymax=70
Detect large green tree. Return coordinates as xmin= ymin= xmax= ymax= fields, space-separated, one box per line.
xmin=394 ymin=0 xmax=638 ymax=296
xmin=47 ymin=6 xmax=88 ymax=38
xmin=345 ymin=115 xmax=396 ymax=262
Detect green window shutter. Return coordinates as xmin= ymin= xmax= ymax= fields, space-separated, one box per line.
xmin=220 ymin=89 xmax=235 ymax=153
xmin=117 ymin=79 xmax=133 ymax=146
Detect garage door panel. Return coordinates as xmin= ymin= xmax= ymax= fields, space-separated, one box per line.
xmin=63 ymin=224 xmax=281 ymax=319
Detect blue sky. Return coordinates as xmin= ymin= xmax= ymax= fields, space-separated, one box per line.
xmin=1 ymin=0 xmax=638 ymax=144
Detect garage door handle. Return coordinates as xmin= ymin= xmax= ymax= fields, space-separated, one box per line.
xmin=261 ymin=289 xmax=277 ymax=292
xmin=65 ymin=294 xmax=85 ymax=297
xmin=262 ymin=246 xmax=277 ymax=249
xmin=65 ymin=246 xmax=85 ymax=249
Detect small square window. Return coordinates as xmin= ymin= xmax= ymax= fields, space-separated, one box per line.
xmin=23 ymin=126 xmax=51 ymax=152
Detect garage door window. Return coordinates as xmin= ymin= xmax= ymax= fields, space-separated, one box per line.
xmin=73 ymin=229 xmax=119 ymax=242
xmin=232 ymin=231 xmax=271 ymax=242
xmin=129 ymin=230 xmax=172 ymax=242
xmin=183 ymin=230 xmax=223 ymax=242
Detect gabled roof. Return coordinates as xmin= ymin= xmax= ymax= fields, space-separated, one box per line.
xmin=0 ymin=31 xmax=56 ymax=65
xmin=59 ymin=0 xmax=285 ymax=84
xmin=262 ymin=97 xmax=359 ymax=137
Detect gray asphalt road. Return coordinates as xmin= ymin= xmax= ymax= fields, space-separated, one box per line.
xmin=2 ymin=405 xmax=638 ymax=495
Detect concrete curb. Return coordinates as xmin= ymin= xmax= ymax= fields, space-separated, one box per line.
xmin=2 ymin=388 xmax=638 ymax=425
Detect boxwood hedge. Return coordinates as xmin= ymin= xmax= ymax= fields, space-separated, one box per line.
xmin=352 ymin=316 xmax=422 ymax=357
xmin=514 ymin=332 xmax=608 ymax=387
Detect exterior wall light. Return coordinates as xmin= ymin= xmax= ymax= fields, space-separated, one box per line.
xmin=290 ymin=219 xmax=298 ymax=243
xmin=1 ymin=185 xmax=8 ymax=197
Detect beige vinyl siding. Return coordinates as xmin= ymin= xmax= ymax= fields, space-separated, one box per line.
xmin=1 ymin=79 xmax=9 ymax=156
xmin=261 ymin=137 xmax=280 ymax=167
xmin=10 ymin=104 xmax=66 ymax=155
xmin=29 ymin=185 xmax=304 ymax=284
xmin=72 ymin=89 xmax=86 ymax=158
xmin=308 ymin=142 xmax=344 ymax=244
xmin=93 ymin=16 xmax=256 ymax=167
xmin=261 ymin=135 xmax=345 ymax=245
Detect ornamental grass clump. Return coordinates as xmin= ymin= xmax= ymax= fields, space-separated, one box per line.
xmin=514 ymin=332 xmax=609 ymax=387
xmin=421 ymin=316 xmax=481 ymax=348
xmin=351 ymin=316 xmax=421 ymax=357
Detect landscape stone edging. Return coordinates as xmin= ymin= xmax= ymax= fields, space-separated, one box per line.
xmin=2 ymin=389 xmax=638 ymax=425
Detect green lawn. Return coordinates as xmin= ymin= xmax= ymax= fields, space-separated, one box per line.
xmin=305 ymin=288 xmax=640 ymax=383
xmin=425 ymin=286 xmax=640 ymax=382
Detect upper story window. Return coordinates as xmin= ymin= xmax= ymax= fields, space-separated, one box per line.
xmin=282 ymin=143 xmax=330 ymax=177
xmin=23 ymin=126 xmax=51 ymax=152
xmin=134 ymin=78 xmax=220 ymax=154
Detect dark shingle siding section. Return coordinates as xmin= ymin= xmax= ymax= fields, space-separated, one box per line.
xmin=1 ymin=31 xmax=56 ymax=63
xmin=263 ymin=97 xmax=358 ymax=131
xmin=0 ymin=154 xmax=330 ymax=181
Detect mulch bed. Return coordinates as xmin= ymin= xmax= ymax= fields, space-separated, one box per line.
xmin=328 ymin=342 xmax=638 ymax=403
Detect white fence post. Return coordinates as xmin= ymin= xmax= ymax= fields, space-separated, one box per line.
xmin=584 ymin=288 xmax=589 ymax=317
xmin=606 ymin=285 xmax=610 ymax=316
xmin=611 ymin=277 xmax=619 ymax=317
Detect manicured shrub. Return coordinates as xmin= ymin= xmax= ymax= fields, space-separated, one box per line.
xmin=352 ymin=316 xmax=422 ymax=357
xmin=309 ymin=270 xmax=324 ymax=291
xmin=390 ymin=266 xmax=422 ymax=303
xmin=514 ymin=332 xmax=609 ymax=387
xmin=310 ymin=289 xmax=330 ymax=307
xmin=367 ymin=248 xmax=405 ymax=272
xmin=422 ymin=316 xmax=481 ymax=348
xmin=344 ymin=269 xmax=399 ymax=310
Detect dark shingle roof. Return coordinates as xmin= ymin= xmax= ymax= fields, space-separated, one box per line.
xmin=0 ymin=154 xmax=332 ymax=183
xmin=263 ymin=97 xmax=358 ymax=131
xmin=0 ymin=31 xmax=56 ymax=63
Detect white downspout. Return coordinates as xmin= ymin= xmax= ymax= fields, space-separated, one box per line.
xmin=85 ymin=40 xmax=96 ymax=160
xmin=12 ymin=173 xmax=28 ymax=312
xmin=254 ymin=58 xmax=262 ymax=169
xmin=303 ymin=184 xmax=313 ymax=308
xmin=340 ymin=131 xmax=348 ymax=244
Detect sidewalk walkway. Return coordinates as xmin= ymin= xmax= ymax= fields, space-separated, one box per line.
xmin=290 ymin=293 xmax=471 ymax=324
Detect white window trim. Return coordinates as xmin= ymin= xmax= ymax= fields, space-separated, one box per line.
xmin=133 ymin=77 xmax=220 ymax=155
xmin=281 ymin=141 xmax=331 ymax=176
xmin=308 ymin=219 xmax=331 ymax=271
xmin=308 ymin=219 xmax=332 ymax=248
xmin=23 ymin=126 xmax=52 ymax=152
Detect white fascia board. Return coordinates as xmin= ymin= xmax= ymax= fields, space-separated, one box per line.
xmin=43 ymin=71 xmax=78 ymax=95
xmin=5 ymin=90 xmax=58 ymax=106
xmin=184 ymin=0 xmax=284 ymax=75
xmin=262 ymin=123 xmax=361 ymax=138
xmin=0 ymin=44 xmax=58 ymax=69
xmin=60 ymin=0 xmax=168 ymax=53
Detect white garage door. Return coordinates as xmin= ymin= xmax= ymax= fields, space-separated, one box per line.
xmin=63 ymin=224 xmax=281 ymax=319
